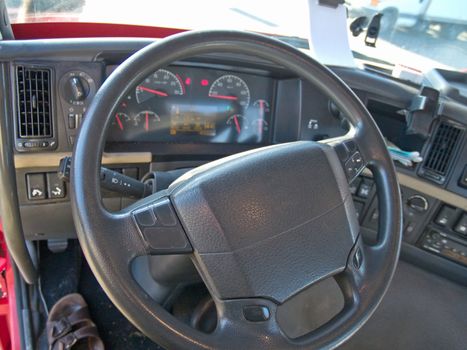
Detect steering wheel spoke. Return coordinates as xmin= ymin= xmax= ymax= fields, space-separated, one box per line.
xmin=99 ymin=194 xmax=193 ymax=266
xmin=128 ymin=196 xmax=193 ymax=255
xmin=320 ymin=132 xmax=368 ymax=185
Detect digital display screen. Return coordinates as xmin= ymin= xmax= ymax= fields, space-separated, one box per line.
xmin=106 ymin=66 xmax=274 ymax=144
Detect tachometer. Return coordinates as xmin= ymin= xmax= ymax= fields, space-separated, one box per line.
xmin=135 ymin=69 xmax=184 ymax=104
xmin=208 ymin=75 xmax=250 ymax=110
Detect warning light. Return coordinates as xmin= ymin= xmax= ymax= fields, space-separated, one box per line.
xmin=201 ymin=79 xmax=209 ymax=86
xmin=185 ymin=77 xmax=191 ymax=85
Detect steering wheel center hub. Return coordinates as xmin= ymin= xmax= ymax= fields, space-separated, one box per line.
xmin=171 ymin=141 xmax=359 ymax=302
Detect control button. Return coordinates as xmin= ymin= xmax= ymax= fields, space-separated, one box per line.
xmin=344 ymin=152 xmax=365 ymax=181
xmin=353 ymin=201 xmax=364 ymax=220
xmin=134 ymin=207 xmax=157 ymax=227
xmin=404 ymin=222 xmax=416 ymax=235
xmin=76 ymin=114 xmax=83 ymax=127
xmin=344 ymin=158 xmax=358 ymax=179
xmin=142 ymin=226 xmax=189 ymax=251
xmin=23 ymin=141 xmax=38 ymax=148
xmin=334 ymin=142 xmax=349 ymax=162
xmin=122 ymin=167 xmax=138 ymax=179
xmin=344 ymin=140 xmax=357 ymax=154
xmin=357 ymin=180 xmax=372 ymax=199
xmin=26 ymin=173 xmax=46 ymax=200
xmin=68 ymin=114 xmax=76 ymax=129
xmin=453 ymin=214 xmax=467 ymax=235
xmin=348 ymin=177 xmax=361 ymax=195
xmin=351 ymin=151 xmax=363 ymax=168
xmin=132 ymin=199 xmax=191 ymax=253
xmin=434 ymin=205 xmax=456 ymax=227
xmin=406 ymin=195 xmax=429 ymax=212
xmin=243 ymin=305 xmax=270 ymax=322
xmin=152 ymin=199 xmax=177 ymax=227
xmin=459 ymin=166 xmax=467 ymax=189
xmin=46 ymin=172 xmax=66 ymax=199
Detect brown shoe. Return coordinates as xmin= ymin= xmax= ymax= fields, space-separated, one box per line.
xmin=46 ymin=293 xmax=104 ymax=350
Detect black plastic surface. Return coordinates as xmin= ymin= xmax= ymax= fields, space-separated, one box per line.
xmin=172 ymin=142 xmax=358 ymax=302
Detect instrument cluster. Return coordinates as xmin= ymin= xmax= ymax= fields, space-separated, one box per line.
xmin=106 ymin=66 xmax=275 ymax=144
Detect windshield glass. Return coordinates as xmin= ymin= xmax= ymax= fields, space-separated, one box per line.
xmin=347 ymin=0 xmax=467 ymax=73
xmin=5 ymin=0 xmax=467 ymax=72
xmin=5 ymin=0 xmax=310 ymax=38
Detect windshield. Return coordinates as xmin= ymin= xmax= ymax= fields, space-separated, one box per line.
xmin=5 ymin=0 xmax=311 ymax=38
xmin=5 ymin=0 xmax=467 ymax=72
xmin=347 ymin=0 xmax=467 ymax=73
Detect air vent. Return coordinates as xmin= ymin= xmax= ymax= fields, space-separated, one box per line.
xmin=16 ymin=65 xmax=52 ymax=139
xmin=420 ymin=122 xmax=463 ymax=184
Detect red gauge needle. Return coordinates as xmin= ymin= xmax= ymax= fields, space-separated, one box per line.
xmin=208 ymin=94 xmax=238 ymax=101
xmin=145 ymin=111 xmax=149 ymax=131
xmin=137 ymin=86 xmax=168 ymax=97
xmin=115 ymin=114 xmax=124 ymax=131
xmin=233 ymin=115 xmax=241 ymax=134
xmin=259 ymin=100 xmax=265 ymax=114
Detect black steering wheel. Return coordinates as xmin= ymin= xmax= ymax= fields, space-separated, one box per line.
xmin=71 ymin=30 xmax=402 ymax=349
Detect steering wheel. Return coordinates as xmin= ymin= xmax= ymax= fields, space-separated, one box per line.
xmin=71 ymin=30 xmax=402 ymax=349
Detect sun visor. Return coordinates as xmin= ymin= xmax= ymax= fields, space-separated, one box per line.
xmin=307 ymin=0 xmax=356 ymax=67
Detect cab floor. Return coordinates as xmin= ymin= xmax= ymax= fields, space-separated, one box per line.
xmin=341 ymin=260 xmax=467 ymax=350
xmin=38 ymin=241 xmax=467 ymax=350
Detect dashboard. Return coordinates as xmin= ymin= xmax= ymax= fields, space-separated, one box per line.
xmin=106 ymin=66 xmax=275 ymax=144
xmin=2 ymin=38 xmax=466 ymax=289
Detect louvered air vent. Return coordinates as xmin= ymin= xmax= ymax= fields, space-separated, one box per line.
xmin=16 ymin=66 xmax=52 ymax=139
xmin=420 ymin=122 xmax=463 ymax=184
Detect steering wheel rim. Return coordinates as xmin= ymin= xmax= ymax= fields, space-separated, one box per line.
xmin=71 ymin=30 xmax=402 ymax=349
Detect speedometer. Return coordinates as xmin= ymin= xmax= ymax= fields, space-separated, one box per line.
xmin=135 ymin=69 xmax=184 ymax=104
xmin=208 ymin=75 xmax=250 ymax=111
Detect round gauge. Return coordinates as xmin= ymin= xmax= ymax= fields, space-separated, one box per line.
xmin=208 ymin=75 xmax=250 ymax=110
xmin=135 ymin=69 xmax=184 ymax=104
xmin=135 ymin=111 xmax=161 ymax=131
xmin=226 ymin=114 xmax=247 ymax=134
xmin=112 ymin=112 xmax=130 ymax=131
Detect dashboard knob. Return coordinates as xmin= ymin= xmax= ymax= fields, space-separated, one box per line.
xmin=406 ymin=195 xmax=429 ymax=212
xmin=68 ymin=76 xmax=88 ymax=101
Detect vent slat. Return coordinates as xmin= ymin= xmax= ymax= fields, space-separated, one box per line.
xmin=16 ymin=66 xmax=52 ymax=139
xmin=421 ymin=122 xmax=463 ymax=183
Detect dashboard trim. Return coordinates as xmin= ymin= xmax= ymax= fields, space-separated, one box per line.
xmin=14 ymin=152 xmax=152 ymax=168
xmin=362 ymin=168 xmax=467 ymax=211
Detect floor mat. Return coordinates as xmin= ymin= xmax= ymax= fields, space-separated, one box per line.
xmin=340 ymin=260 xmax=467 ymax=350
xmin=39 ymin=240 xmax=82 ymax=309
xmin=78 ymin=262 xmax=163 ymax=350
xmin=39 ymin=241 xmax=163 ymax=349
